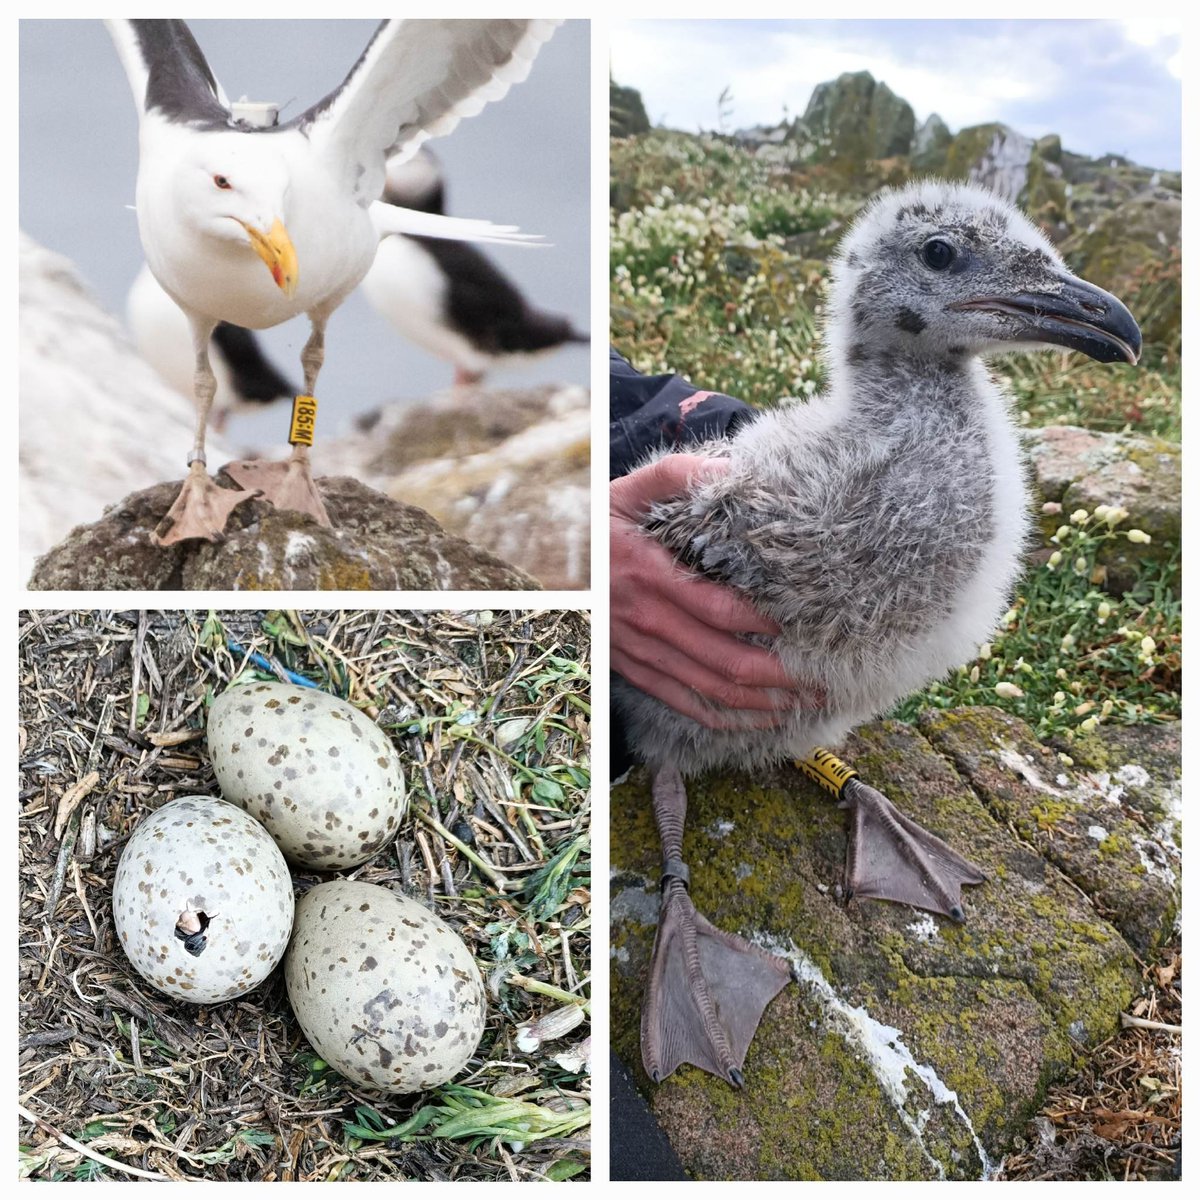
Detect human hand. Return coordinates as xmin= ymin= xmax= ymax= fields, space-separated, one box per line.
xmin=611 ymin=454 xmax=823 ymax=730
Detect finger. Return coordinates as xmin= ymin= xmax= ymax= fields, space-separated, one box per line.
xmin=665 ymin=564 xmax=783 ymax=637
xmin=614 ymin=620 xmax=797 ymax=713
xmin=610 ymin=454 xmax=728 ymax=521
xmin=613 ymin=653 xmax=793 ymax=732
xmin=620 ymin=590 xmax=796 ymax=690
xmin=622 ymin=534 xmax=781 ymax=637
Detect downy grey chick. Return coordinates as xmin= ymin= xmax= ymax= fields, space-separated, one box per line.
xmin=616 ymin=180 xmax=1141 ymax=1088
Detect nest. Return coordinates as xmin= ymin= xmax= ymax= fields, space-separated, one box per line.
xmin=19 ymin=609 xmax=591 ymax=1182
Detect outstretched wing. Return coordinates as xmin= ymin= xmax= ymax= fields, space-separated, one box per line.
xmin=300 ymin=19 xmax=561 ymax=203
xmin=105 ymin=19 xmax=230 ymax=127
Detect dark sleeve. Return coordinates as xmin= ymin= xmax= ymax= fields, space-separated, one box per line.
xmin=609 ymin=347 xmax=757 ymax=479
xmin=609 ymin=348 xmax=759 ymax=775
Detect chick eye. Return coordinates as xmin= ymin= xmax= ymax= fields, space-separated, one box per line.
xmin=921 ymin=239 xmax=955 ymax=271
xmin=213 ymin=174 xmax=232 ymax=190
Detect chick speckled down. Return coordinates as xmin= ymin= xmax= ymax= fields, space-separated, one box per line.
xmin=112 ymin=795 xmax=294 ymax=1004
xmin=207 ymin=682 xmax=407 ymax=870
xmin=285 ymin=880 xmax=486 ymax=1094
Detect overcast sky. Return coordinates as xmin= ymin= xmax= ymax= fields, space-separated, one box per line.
xmin=20 ymin=19 xmax=589 ymax=447
xmin=612 ymin=19 xmax=1180 ymax=171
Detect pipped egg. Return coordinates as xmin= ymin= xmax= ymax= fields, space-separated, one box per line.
xmin=112 ymin=795 xmax=294 ymax=1004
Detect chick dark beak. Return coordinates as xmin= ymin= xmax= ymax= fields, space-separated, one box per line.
xmin=951 ymin=274 xmax=1142 ymax=365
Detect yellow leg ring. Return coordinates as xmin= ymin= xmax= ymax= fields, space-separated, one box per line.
xmin=289 ymin=395 xmax=318 ymax=447
xmin=795 ymin=748 xmax=859 ymax=798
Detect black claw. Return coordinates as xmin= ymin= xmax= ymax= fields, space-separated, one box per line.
xmin=949 ymin=905 xmax=966 ymax=923
xmin=729 ymin=1068 xmax=745 ymax=1089
xmin=650 ymin=1070 xmax=661 ymax=1084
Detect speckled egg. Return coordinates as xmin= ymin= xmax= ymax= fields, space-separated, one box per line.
xmin=112 ymin=795 xmax=294 ymax=1004
xmin=207 ymin=682 xmax=407 ymax=870
xmin=285 ymin=880 xmax=486 ymax=1093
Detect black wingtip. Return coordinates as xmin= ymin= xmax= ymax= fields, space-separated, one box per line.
xmin=729 ymin=1068 xmax=745 ymax=1089
xmin=948 ymin=904 xmax=966 ymax=923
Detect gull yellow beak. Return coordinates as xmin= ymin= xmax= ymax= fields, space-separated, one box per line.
xmin=242 ymin=218 xmax=298 ymax=296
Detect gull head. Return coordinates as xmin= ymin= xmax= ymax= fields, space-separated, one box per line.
xmin=829 ymin=181 xmax=1141 ymax=367
xmin=172 ymin=131 xmax=299 ymax=297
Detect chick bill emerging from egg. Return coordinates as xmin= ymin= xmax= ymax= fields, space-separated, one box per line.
xmin=207 ymin=682 xmax=407 ymax=870
xmin=285 ymin=880 xmax=487 ymax=1093
xmin=112 ymin=796 xmax=294 ymax=1003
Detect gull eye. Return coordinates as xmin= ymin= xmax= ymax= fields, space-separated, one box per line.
xmin=213 ymin=174 xmax=232 ymax=190
xmin=921 ymin=239 xmax=955 ymax=271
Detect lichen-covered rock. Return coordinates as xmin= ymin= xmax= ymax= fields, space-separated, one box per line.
xmin=611 ymin=708 xmax=1160 ymax=1180
xmin=27 ymin=475 xmax=539 ymax=591
xmin=1022 ymin=425 xmax=1180 ymax=592
xmin=1059 ymin=191 xmax=1181 ymax=352
xmin=920 ymin=708 xmax=1180 ymax=956
xmin=315 ymin=384 xmax=589 ymax=589
xmin=945 ymin=123 xmax=1034 ymax=204
xmin=796 ymin=71 xmax=915 ymax=163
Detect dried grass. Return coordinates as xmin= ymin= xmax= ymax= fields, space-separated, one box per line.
xmin=18 ymin=609 xmax=591 ymax=1182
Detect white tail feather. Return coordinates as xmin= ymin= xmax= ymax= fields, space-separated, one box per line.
xmin=369 ymin=201 xmax=545 ymax=247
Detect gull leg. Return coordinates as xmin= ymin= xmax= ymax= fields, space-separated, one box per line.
xmin=154 ymin=319 xmax=256 ymax=546
xmin=797 ymin=750 xmax=986 ymax=921
xmin=641 ymin=766 xmax=791 ymax=1088
xmin=223 ymin=316 xmax=331 ymax=527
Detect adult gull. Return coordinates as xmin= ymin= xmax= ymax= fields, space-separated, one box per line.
xmin=107 ymin=18 xmax=559 ymax=544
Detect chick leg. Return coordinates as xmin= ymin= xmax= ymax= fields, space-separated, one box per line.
xmin=154 ymin=317 xmax=257 ymax=546
xmin=797 ymin=749 xmax=986 ymax=921
xmin=224 ymin=315 xmax=332 ymax=527
xmin=641 ymin=766 xmax=791 ymax=1088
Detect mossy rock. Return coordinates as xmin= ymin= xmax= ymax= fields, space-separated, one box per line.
xmin=1059 ymin=192 xmax=1181 ymax=352
xmin=27 ymin=475 xmax=539 ymax=591
xmin=797 ymin=71 xmax=915 ymax=165
xmin=920 ymin=707 xmax=1180 ymax=956
xmin=611 ymin=710 xmax=1147 ymax=1179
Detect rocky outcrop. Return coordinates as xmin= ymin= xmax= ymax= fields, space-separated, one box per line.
xmin=27 ymin=475 xmax=539 ymax=591
xmin=611 ymin=78 xmax=651 ymax=137
xmin=795 ymin=71 xmax=916 ymax=162
xmin=912 ymin=113 xmax=952 ymax=171
xmin=315 ymin=384 xmax=590 ymax=589
xmin=611 ymin=708 xmax=1178 ymax=1180
xmin=1023 ymin=425 xmax=1180 ymax=592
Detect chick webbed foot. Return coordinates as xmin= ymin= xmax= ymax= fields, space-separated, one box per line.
xmin=841 ymin=776 xmax=986 ymax=921
xmin=642 ymin=876 xmax=792 ymax=1087
xmin=642 ymin=766 xmax=791 ymax=1087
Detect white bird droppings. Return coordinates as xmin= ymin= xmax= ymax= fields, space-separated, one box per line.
xmin=755 ymin=934 xmax=995 ymax=1180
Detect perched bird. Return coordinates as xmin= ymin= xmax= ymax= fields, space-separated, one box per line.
xmin=362 ymin=149 xmax=588 ymax=387
xmin=107 ymin=18 xmax=558 ymax=544
xmin=127 ymin=263 xmax=296 ymax=433
xmin=616 ymin=181 xmax=1141 ymax=1088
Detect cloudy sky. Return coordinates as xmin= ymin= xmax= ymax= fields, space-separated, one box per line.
xmin=20 ymin=20 xmax=589 ymax=447
xmin=612 ymin=19 xmax=1181 ymax=171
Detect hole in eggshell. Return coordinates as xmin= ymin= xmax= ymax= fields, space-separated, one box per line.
xmin=174 ymin=908 xmax=215 ymax=957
